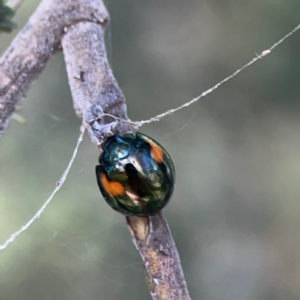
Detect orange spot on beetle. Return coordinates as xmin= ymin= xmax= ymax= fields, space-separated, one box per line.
xmin=100 ymin=173 xmax=125 ymax=196
xmin=150 ymin=142 xmax=163 ymax=163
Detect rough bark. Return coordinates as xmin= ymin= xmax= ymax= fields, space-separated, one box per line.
xmin=61 ymin=22 xmax=131 ymax=144
xmin=0 ymin=0 xmax=108 ymax=135
xmin=127 ymin=213 xmax=191 ymax=300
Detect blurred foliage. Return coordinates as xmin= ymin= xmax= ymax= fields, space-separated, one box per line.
xmin=1 ymin=0 xmax=300 ymax=300
xmin=0 ymin=0 xmax=16 ymax=32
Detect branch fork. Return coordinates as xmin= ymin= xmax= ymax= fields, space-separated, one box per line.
xmin=0 ymin=1 xmax=190 ymax=299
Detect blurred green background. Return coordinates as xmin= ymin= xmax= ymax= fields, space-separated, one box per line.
xmin=1 ymin=0 xmax=300 ymax=299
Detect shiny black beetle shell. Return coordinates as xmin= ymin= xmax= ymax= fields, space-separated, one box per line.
xmin=95 ymin=132 xmax=175 ymax=216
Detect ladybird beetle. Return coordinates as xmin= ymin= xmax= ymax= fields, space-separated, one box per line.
xmin=95 ymin=132 xmax=175 ymax=216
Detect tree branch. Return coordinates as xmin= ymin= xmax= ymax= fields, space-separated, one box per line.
xmin=127 ymin=213 xmax=191 ymax=300
xmin=0 ymin=0 xmax=108 ymax=135
xmin=0 ymin=0 xmax=191 ymax=299
xmin=61 ymin=15 xmax=191 ymax=300
xmin=61 ymin=21 xmax=131 ymax=144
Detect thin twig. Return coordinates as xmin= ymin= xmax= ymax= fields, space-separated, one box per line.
xmin=82 ymin=22 xmax=300 ymax=131
xmin=0 ymin=126 xmax=85 ymax=250
xmin=128 ymin=24 xmax=300 ymax=127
